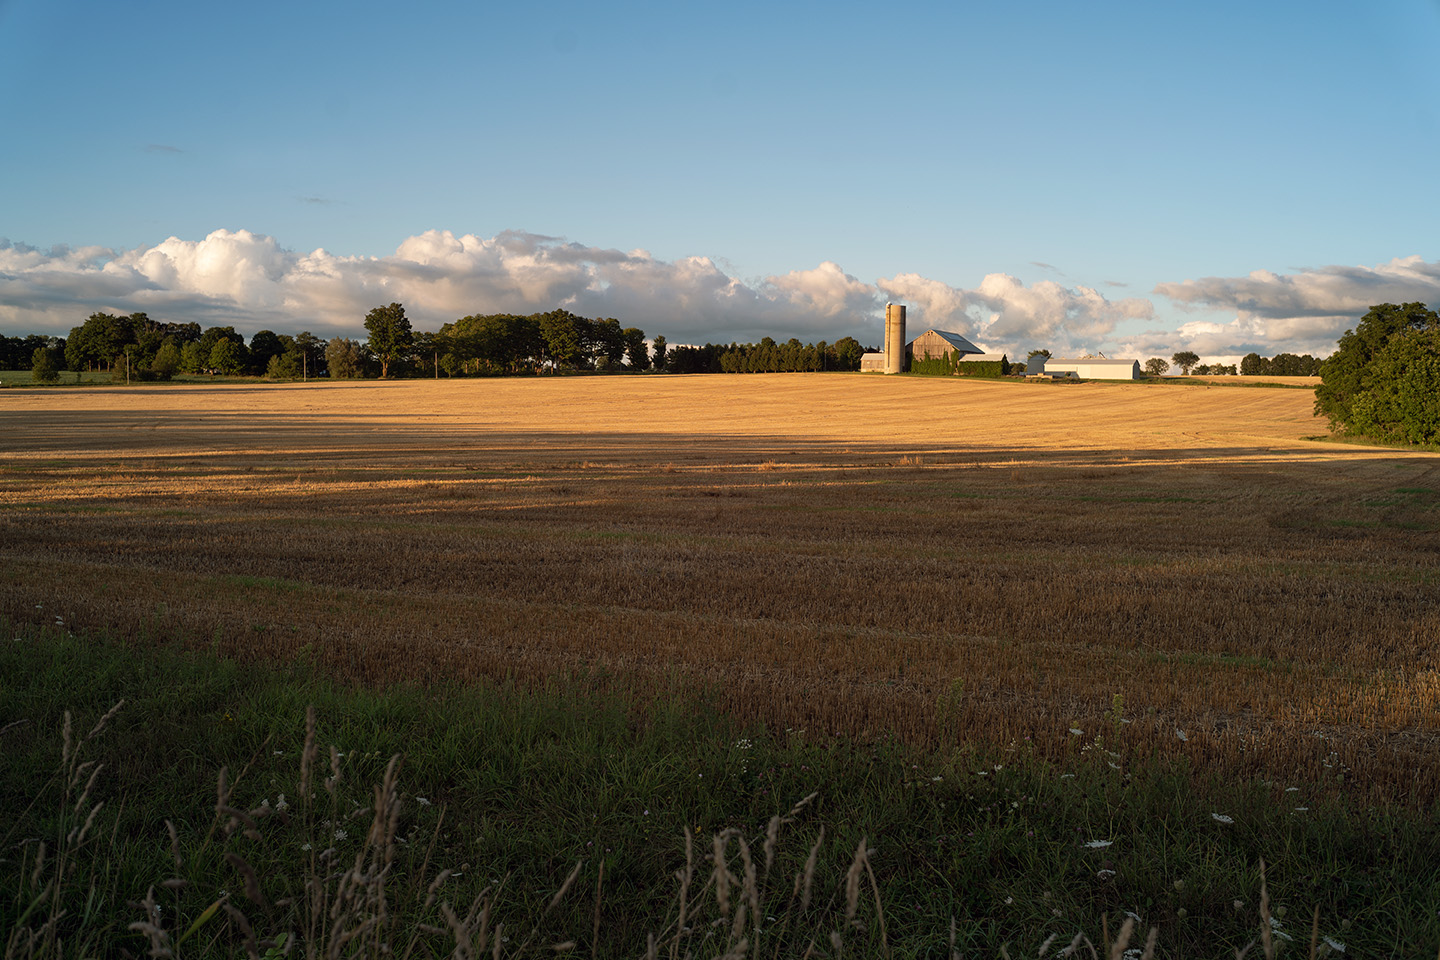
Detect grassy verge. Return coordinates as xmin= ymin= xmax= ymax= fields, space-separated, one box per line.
xmin=2 ymin=619 xmax=1435 ymax=957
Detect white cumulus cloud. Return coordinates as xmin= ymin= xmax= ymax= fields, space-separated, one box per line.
xmin=3 ymin=227 xmax=1163 ymax=355
xmin=877 ymin=271 xmax=1154 ymax=355
xmin=1151 ymin=255 xmax=1440 ymax=358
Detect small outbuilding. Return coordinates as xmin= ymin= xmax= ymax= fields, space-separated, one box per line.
xmin=1041 ymin=356 xmax=1142 ymax=380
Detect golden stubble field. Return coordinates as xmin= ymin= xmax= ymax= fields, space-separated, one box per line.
xmin=4 ymin=374 xmax=1439 ymax=802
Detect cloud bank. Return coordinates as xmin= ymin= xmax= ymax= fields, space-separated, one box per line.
xmin=3 ymin=229 xmax=1433 ymax=360
xmin=0 ymin=229 xmax=1155 ymax=353
xmin=1149 ymin=255 xmax=1440 ymax=359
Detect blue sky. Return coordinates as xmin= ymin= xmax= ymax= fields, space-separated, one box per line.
xmin=3 ymin=0 xmax=1439 ymax=360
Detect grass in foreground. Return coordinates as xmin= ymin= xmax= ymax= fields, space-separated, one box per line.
xmin=3 ymin=621 xmax=1435 ymax=958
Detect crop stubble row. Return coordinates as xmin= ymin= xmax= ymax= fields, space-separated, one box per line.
xmin=2 ymin=377 xmax=1438 ymax=802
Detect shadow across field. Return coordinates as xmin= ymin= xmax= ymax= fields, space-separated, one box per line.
xmin=3 ymin=379 xmax=1439 ymax=804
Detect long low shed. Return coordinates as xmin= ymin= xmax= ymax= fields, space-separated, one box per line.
xmin=1040 ymin=358 xmax=1141 ymax=380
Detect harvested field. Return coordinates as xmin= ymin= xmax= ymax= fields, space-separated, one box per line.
xmin=3 ymin=374 xmax=1439 ymax=803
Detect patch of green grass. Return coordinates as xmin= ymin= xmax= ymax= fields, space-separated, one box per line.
xmin=1 ymin=620 xmax=1435 ymax=956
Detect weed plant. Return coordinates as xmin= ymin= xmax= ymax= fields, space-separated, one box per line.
xmin=3 ymin=622 xmax=1436 ymax=957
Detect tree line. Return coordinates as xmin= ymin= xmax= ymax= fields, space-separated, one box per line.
xmin=659 ymin=338 xmax=866 ymax=374
xmin=1239 ymin=352 xmax=1323 ymax=376
xmin=8 ymin=305 xmax=880 ymax=382
xmin=10 ymin=306 xmax=671 ymax=382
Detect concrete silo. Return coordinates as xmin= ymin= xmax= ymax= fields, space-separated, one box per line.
xmin=884 ymin=303 xmax=907 ymax=374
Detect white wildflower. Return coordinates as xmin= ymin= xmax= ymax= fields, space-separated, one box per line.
xmin=1270 ymin=918 xmax=1294 ymax=941
xmin=1084 ymin=840 xmax=1113 ymax=849
xmin=1096 ymin=869 xmax=1116 ymax=879
xmin=1211 ymin=813 xmax=1234 ymax=824
xmin=276 ymin=794 xmax=288 ymax=812
xmin=1323 ymin=936 xmax=1346 ymax=952
xmin=333 ymin=828 xmax=347 ymax=842
xmin=931 ymin=775 xmax=943 ymax=782
xmin=1069 ymin=728 xmax=1083 ymax=736
xmin=1294 ymin=807 xmax=1309 ymax=812
xmin=416 ymin=797 xmax=431 ymax=806
xmin=1175 ymin=729 xmax=1187 ymax=741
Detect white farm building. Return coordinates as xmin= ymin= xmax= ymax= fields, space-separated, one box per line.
xmin=1033 ymin=356 xmax=1141 ymax=380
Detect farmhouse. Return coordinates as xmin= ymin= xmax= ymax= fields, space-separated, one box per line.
xmin=1035 ymin=356 xmax=1141 ymax=380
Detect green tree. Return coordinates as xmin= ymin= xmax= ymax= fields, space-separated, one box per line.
xmin=364 ymin=302 xmax=412 ymax=378
xmin=209 ymin=338 xmax=245 ymax=375
xmin=1143 ymin=357 xmax=1169 ymax=377
xmin=31 ymin=346 xmax=59 ymax=383
xmin=327 ymin=338 xmax=363 ymax=379
xmin=592 ymin=318 xmax=626 ymax=369
xmin=623 ymin=328 xmax=649 ymax=370
xmin=1315 ymin=302 xmax=1440 ymax=443
xmin=833 ymin=337 xmax=864 ymax=371
xmin=651 ymin=335 xmax=668 ymax=372
xmin=294 ymin=331 xmax=325 ymax=378
xmin=179 ymin=341 xmax=206 ymax=374
xmin=66 ymin=312 xmax=132 ymax=371
xmin=412 ymin=331 xmax=443 ymax=378
xmin=151 ymin=340 xmax=182 ymax=379
xmin=248 ymin=330 xmax=286 ymax=374
xmin=1171 ymin=350 xmax=1200 ymax=375
xmin=539 ymin=310 xmax=585 ymax=369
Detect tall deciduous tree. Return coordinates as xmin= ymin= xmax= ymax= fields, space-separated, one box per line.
xmin=248 ymin=330 xmax=286 ymax=374
xmin=327 ymin=338 xmax=364 ymax=379
xmin=623 ymin=328 xmax=649 ymax=370
xmin=209 ymin=338 xmax=245 ymax=375
xmin=833 ymin=337 xmax=864 ymax=371
xmin=1144 ymin=357 xmax=1170 ymax=377
xmin=364 ymin=302 xmax=412 ymax=378
xmin=31 ymin=347 xmax=59 ymax=383
xmin=1315 ymin=302 xmax=1440 ymax=444
xmin=1171 ymin=350 xmax=1199 ymax=375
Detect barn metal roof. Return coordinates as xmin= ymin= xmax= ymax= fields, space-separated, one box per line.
xmin=911 ymin=330 xmax=983 ymax=354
